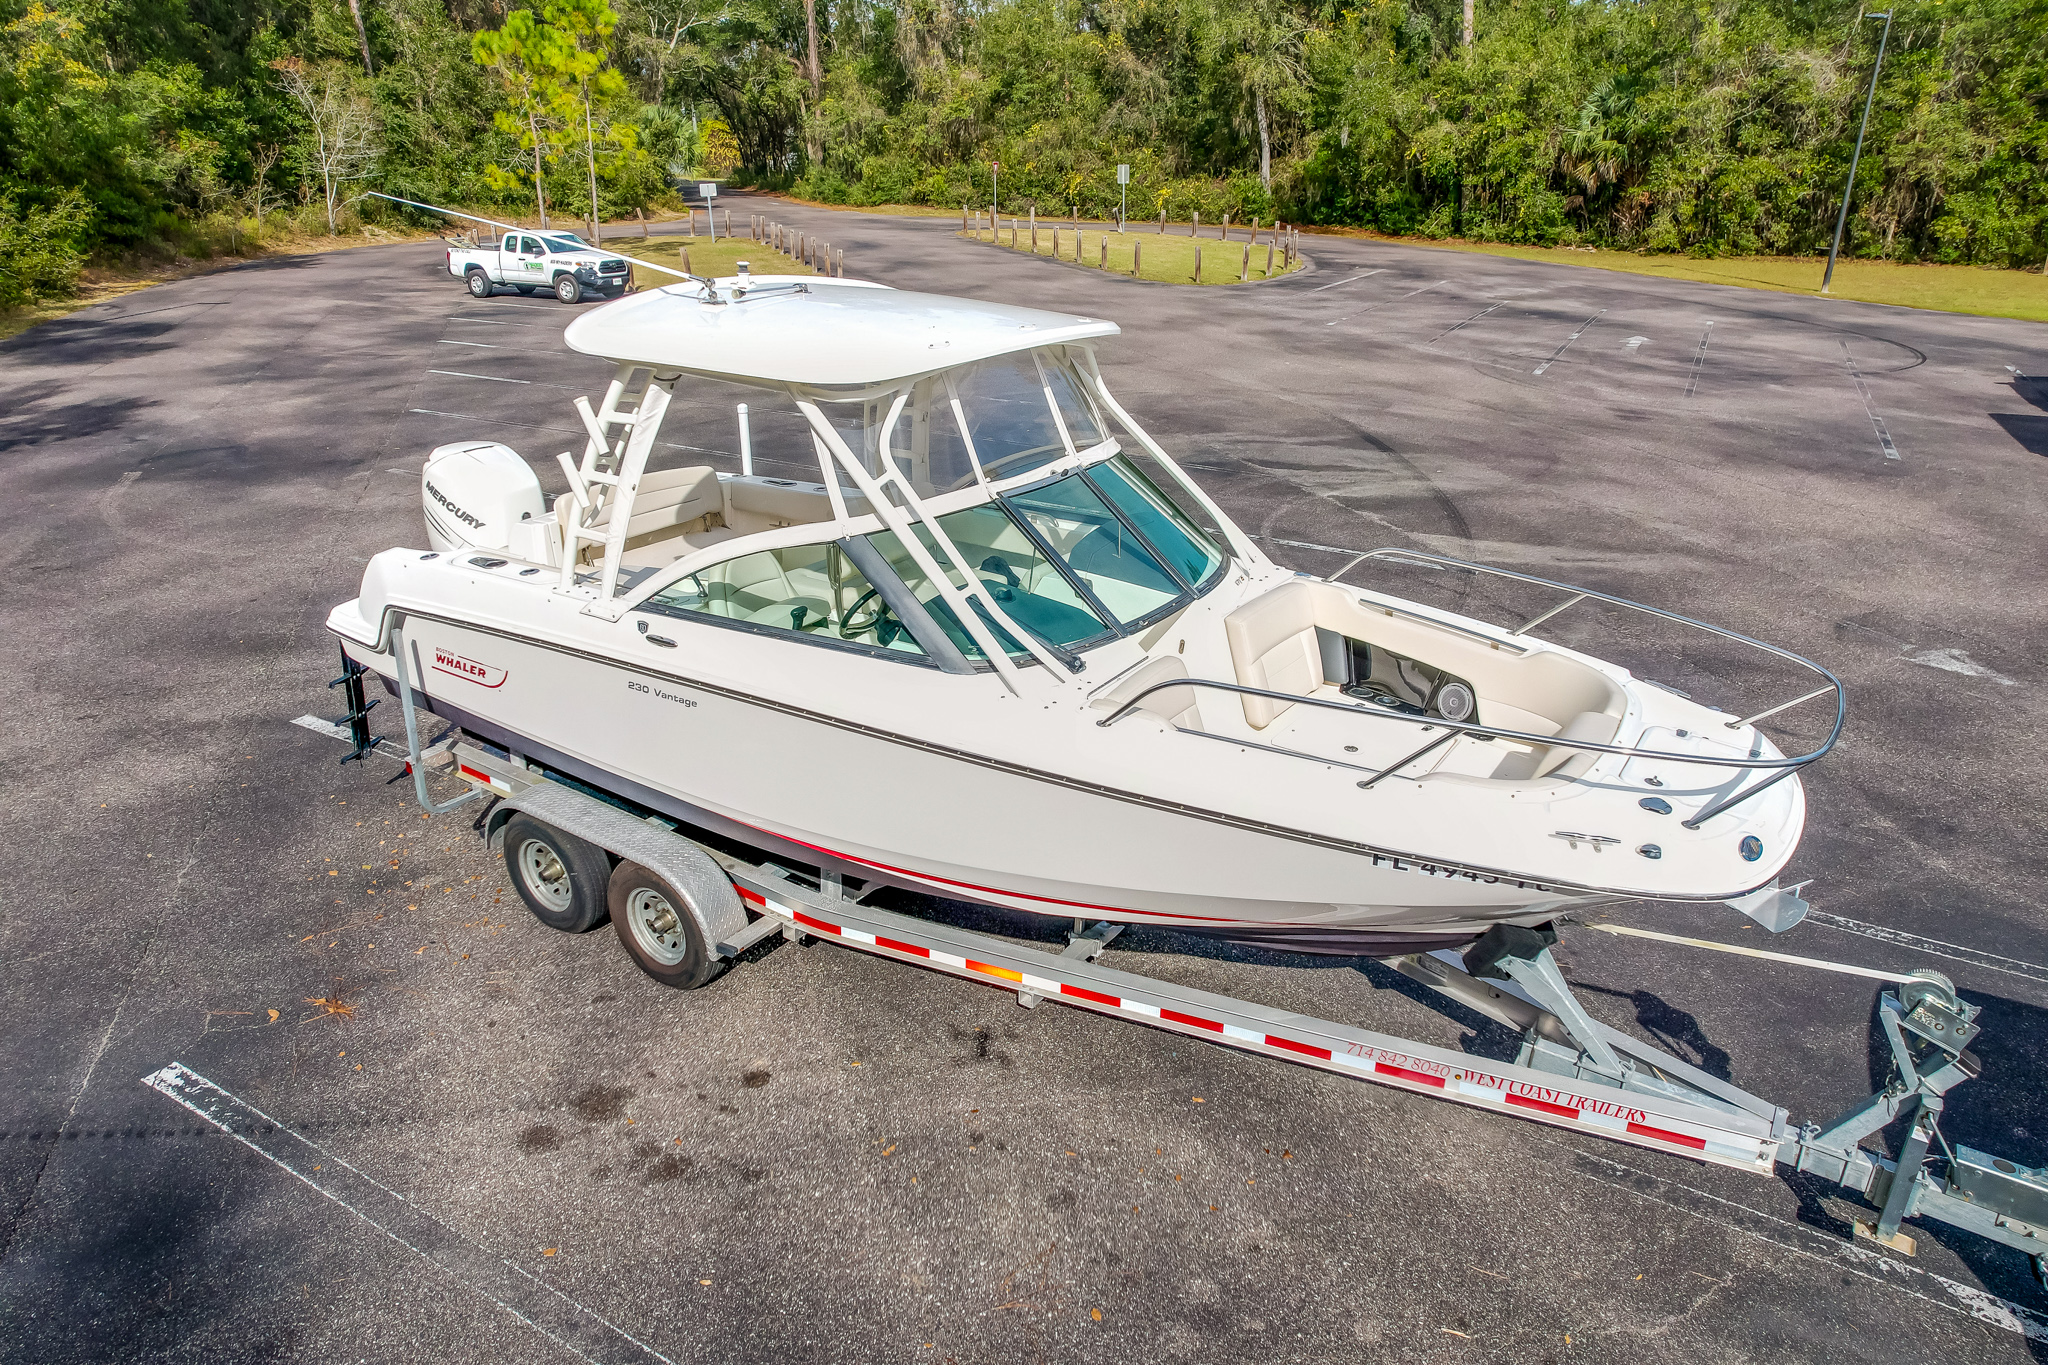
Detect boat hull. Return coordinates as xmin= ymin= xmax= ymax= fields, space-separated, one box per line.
xmin=343 ymin=617 xmax=1612 ymax=947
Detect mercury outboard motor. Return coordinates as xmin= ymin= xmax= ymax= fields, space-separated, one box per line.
xmin=421 ymin=441 xmax=546 ymax=555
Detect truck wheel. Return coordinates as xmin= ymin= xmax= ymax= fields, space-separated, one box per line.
xmin=554 ymin=273 xmax=582 ymax=304
xmin=610 ymin=862 xmax=724 ymax=990
xmin=466 ymin=269 xmax=493 ymax=299
xmin=503 ymin=814 xmax=610 ymax=933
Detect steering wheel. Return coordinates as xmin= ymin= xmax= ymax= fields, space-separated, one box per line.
xmin=839 ymin=587 xmax=902 ymax=646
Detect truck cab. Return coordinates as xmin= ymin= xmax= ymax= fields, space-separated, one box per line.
xmin=447 ymin=230 xmax=631 ymax=304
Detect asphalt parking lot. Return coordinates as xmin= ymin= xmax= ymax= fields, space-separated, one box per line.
xmin=4 ymin=197 xmax=2047 ymax=1364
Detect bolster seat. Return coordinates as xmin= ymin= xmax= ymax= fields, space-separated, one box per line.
xmin=1222 ymin=580 xmax=1326 ymax=729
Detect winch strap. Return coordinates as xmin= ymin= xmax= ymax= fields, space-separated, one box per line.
xmin=1584 ymin=922 xmax=1918 ymax=983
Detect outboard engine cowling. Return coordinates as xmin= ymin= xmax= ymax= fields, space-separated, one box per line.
xmin=421 ymin=442 xmax=544 ymax=554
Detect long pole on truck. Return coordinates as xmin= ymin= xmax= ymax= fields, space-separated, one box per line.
xmin=364 ymin=191 xmax=715 ymax=291
xmin=1822 ymin=12 xmax=1892 ymax=295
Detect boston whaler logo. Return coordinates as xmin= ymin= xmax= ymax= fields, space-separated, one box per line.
xmin=425 ymin=480 xmax=484 ymax=530
xmin=432 ymin=647 xmax=507 ymax=688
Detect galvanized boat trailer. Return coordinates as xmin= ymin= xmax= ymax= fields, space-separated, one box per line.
xmin=317 ymin=647 xmax=2048 ymax=1290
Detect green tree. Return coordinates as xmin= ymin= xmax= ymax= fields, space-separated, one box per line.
xmin=474 ymin=9 xmax=578 ymax=226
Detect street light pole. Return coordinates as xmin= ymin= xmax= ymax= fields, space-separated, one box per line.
xmin=1822 ymin=10 xmax=1892 ymax=295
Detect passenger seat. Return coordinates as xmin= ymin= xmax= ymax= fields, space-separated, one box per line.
xmin=1223 ymin=581 xmax=1325 ymax=729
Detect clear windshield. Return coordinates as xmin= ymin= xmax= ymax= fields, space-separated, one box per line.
xmin=543 ymin=234 xmax=589 ymax=251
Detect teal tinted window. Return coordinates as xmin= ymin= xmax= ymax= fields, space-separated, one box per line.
xmin=869 ymin=508 xmax=1112 ymax=660
xmin=1008 ymin=475 xmax=1181 ymax=626
xmin=1087 ymin=457 xmax=1225 ymax=588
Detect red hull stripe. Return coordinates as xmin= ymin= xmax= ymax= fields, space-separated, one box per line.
xmin=1375 ymin=1061 xmax=1447 ymax=1089
xmin=1268 ymin=1035 xmax=1333 ymax=1061
xmin=1505 ymin=1093 xmax=1581 ymax=1120
xmin=792 ymin=911 xmax=841 ymax=936
xmin=1162 ymin=1009 xmax=1223 ymax=1033
xmin=874 ymin=935 xmax=931 ymax=958
xmin=1627 ymin=1121 xmax=1707 ymax=1151
xmin=1060 ymin=983 xmax=1122 ymax=1008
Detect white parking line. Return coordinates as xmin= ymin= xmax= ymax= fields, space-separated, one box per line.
xmin=143 ymin=1063 xmax=677 ymax=1365
xmin=1841 ymin=340 xmax=1902 ymax=461
xmin=1809 ymin=910 xmax=2048 ymax=984
xmin=1309 ymin=269 xmax=1384 ymax=292
xmin=429 ymin=369 xmax=528 ymax=384
xmin=1532 ymin=309 xmax=1606 ymax=376
xmin=1323 ymin=280 xmax=1449 ymax=327
xmin=439 ymin=339 xmax=502 ymax=349
xmin=1685 ymin=321 xmax=1714 ymax=397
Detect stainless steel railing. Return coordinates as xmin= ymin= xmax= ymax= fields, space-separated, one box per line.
xmin=1098 ymin=550 xmax=1845 ymax=830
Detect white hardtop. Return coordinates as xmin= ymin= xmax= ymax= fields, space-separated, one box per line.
xmin=562 ymin=277 xmax=1121 ymax=388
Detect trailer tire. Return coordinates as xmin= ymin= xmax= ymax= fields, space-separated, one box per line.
xmin=610 ymin=862 xmax=723 ymax=990
xmin=554 ymin=273 xmax=582 ymax=304
xmin=465 ymin=269 xmax=493 ymax=299
xmin=503 ymin=814 xmax=610 ymax=933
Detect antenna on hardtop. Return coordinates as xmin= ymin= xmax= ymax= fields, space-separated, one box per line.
xmin=365 ymin=192 xmax=727 ymax=300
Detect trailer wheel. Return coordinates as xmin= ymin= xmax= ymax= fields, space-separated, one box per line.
xmin=502 ymin=814 xmax=610 ymax=933
xmin=610 ymin=862 xmax=723 ymax=990
xmin=465 ymin=269 xmax=493 ymax=299
xmin=554 ymin=273 xmax=582 ymax=304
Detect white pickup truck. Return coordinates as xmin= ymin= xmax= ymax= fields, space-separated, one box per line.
xmin=446 ymin=230 xmax=632 ymax=304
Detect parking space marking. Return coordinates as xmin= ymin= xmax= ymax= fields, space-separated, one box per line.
xmin=429 ymin=369 xmax=529 ymax=385
xmin=1309 ymin=269 xmax=1384 ymax=292
xmin=1323 ymin=279 xmax=1449 ymax=326
xmin=446 ymin=317 xmax=536 ymax=328
xmin=1532 ymin=309 xmax=1606 ymax=376
xmin=143 ymin=1063 xmax=677 ymax=1365
xmin=1685 ymin=321 xmax=1714 ymax=397
xmin=1548 ymin=1138 xmax=2048 ymax=1343
xmin=1428 ymin=301 xmax=1506 ymax=346
xmin=439 ymin=339 xmax=502 ymax=349
xmin=1809 ymin=911 xmax=2048 ymax=985
xmin=1840 ymin=340 xmax=1902 ymax=461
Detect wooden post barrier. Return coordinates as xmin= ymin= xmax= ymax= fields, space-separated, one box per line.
xmin=1194 ymin=243 xmax=1202 ymax=282
xmin=835 ymin=248 xmax=843 ymax=277
xmin=962 ymin=204 xmax=969 ymax=233
xmin=1133 ymin=238 xmax=1142 ymax=276
xmin=1266 ymin=237 xmax=1275 ymax=276
xmin=689 ymin=208 xmax=697 ymax=239
xmin=1241 ymin=241 xmax=1250 ymax=281
xmin=1222 ymin=211 xmax=1230 ymax=240
xmin=1159 ymin=210 xmax=1166 ymax=234
xmin=637 ymin=206 xmax=649 ymax=239
xmin=1099 ymin=233 xmax=1107 ymax=269
xmin=1192 ymin=209 xmax=1199 ymax=238
xmin=1030 ymin=207 xmax=1037 ymax=252
xmin=682 ymin=247 xmax=692 ymax=275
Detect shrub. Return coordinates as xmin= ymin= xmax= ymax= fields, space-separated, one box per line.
xmin=0 ymin=191 xmax=95 ymax=307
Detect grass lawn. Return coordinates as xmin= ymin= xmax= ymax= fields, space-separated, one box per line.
xmin=956 ymin=218 xmax=1304 ymax=285
xmin=611 ymin=233 xmax=812 ymax=284
xmin=1302 ymin=228 xmax=2048 ymax=324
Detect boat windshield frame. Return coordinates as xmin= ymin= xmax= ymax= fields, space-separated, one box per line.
xmin=617 ymin=341 xmax=1263 ymax=691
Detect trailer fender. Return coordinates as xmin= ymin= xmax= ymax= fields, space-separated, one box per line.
xmin=488 ymin=781 xmax=747 ymax=950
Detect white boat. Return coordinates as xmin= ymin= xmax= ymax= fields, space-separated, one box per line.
xmin=327 ymin=271 xmax=1841 ymax=954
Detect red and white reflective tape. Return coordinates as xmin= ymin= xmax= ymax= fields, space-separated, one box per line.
xmin=734 ymin=888 xmax=1774 ymax=1170
xmin=457 ymin=763 xmax=513 ymax=795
